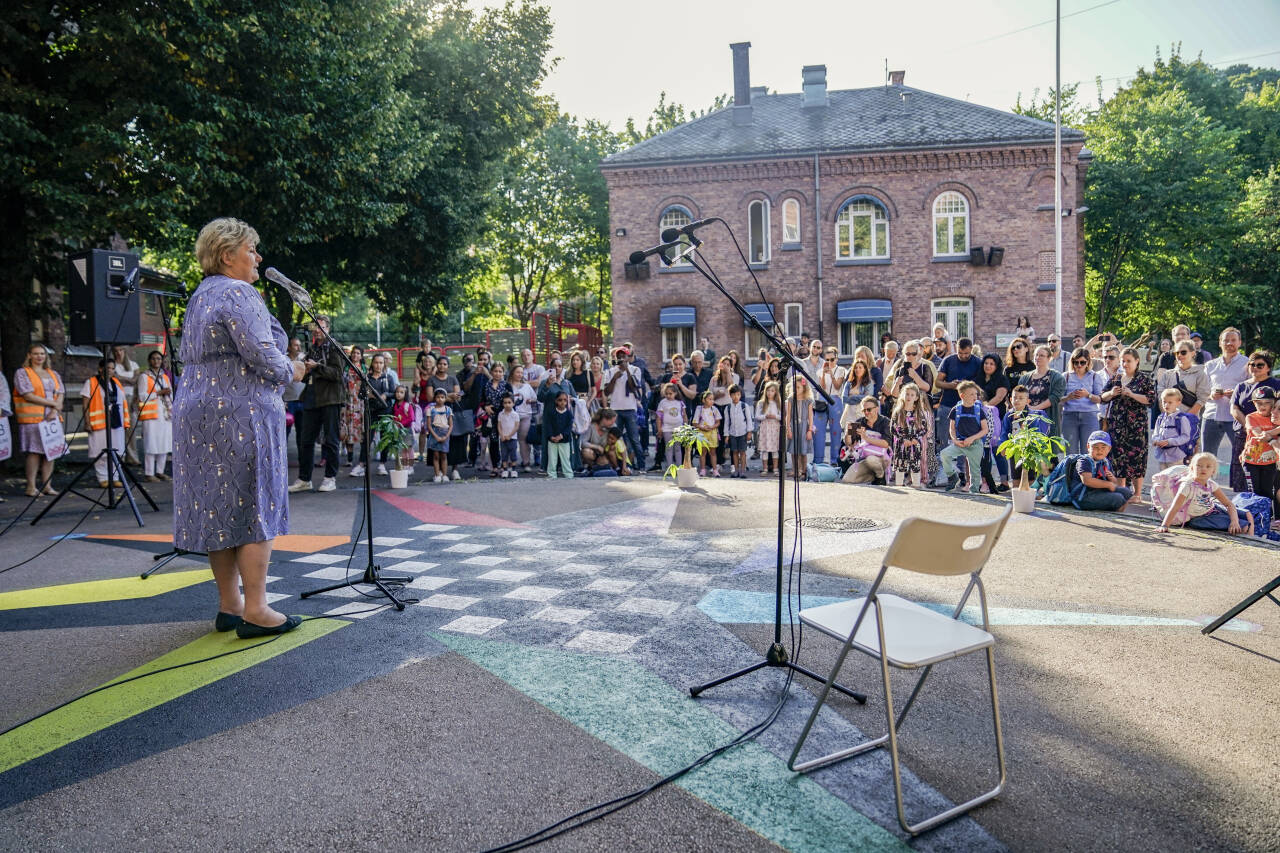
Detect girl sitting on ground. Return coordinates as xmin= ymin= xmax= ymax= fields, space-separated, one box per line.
xmin=1157 ymin=452 xmax=1252 ymax=535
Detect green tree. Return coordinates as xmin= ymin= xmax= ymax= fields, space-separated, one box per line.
xmin=1012 ymin=82 xmax=1094 ymax=126
xmin=1228 ymin=165 xmax=1280 ymax=347
xmin=621 ymin=92 xmax=731 ymax=146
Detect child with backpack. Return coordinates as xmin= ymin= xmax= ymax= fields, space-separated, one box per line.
xmin=940 ymin=380 xmax=988 ymax=493
xmin=1002 ymin=385 xmax=1049 ymax=488
xmin=1073 ymin=431 xmax=1133 ymax=511
xmin=425 ymin=388 xmax=453 ymax=483
xmin=1152 ymin=387 xmax=1195 ymax=469
xmin=723 ymin=385 xmax=754 ymax=479
xmin=1156 ymin=452 xmax=1252 ymax=534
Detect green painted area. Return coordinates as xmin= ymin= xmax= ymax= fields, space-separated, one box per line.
xmin=0 ymin=618 xmax=346 ymax=774
xmin=0 ymin=569 xmax=210 ymax=611
xmin=436 ymin=633 xmax=909 ymax=853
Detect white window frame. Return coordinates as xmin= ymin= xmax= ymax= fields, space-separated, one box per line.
xmin=835 ymin=199 xmax=889 ymax=259
xmin=838 ymin=319 xmax=893 ymax=357
xmin=782 ymin=199 xmax=801 ymax=243
xmin=784 ymin=303 xmax=803 ymax=340
xmin=931 ymin=298 xmax=973 ymax=341
xmin=659 ymin=206 xmax=694 ymax=267
xmin=661 ymin=325 xmax=695 ymax=363
xmin=932 ymin=192 xmax=969 ymax=257
xmin=748 ymin=199 xmax=770 ymax=264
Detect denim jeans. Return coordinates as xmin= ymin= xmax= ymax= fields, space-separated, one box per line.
xmin=812 ymin=398 xmax=843 ymax=465
xmin=615 ymin=408 xmax=645 ymax=467
xmin=1078 ymin=485 xmax=1133 ymax=511
xmin=1061 ymin=410 xmax=1100 ymax=455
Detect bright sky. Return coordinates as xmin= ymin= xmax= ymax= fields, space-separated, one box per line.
xmin=471 ymin=0 xmax=1280 ymax=129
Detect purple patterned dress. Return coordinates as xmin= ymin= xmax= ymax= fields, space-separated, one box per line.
xmin=173 ymin=276 xmax=293 ymax=551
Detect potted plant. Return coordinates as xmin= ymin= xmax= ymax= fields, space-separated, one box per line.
xmin=996 ymin=412 xmax=1066 ymax=513
xmin=663 ymin=424 xmax=712 ymax=489
xmin=373 ymin=414 xmax=414 ymax=488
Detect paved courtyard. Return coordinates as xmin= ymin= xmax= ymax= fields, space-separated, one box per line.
xmin=0 ymin=473 xmax=1276 ymax=852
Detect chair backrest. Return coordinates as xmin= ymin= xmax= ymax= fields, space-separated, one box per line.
xmin=880 ymin=505 xmax=1012 ymax=577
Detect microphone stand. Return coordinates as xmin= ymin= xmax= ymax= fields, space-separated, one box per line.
xmin=668 ymin=231 xmax=865 ymax=704
xmin=289 ymin=293 xmax=414 ymax=610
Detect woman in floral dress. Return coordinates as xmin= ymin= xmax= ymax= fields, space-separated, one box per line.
xmin=339 ymin=345 xmax=366 ymax=465
xmin=1100 ymin=347 xmax=1154 ymax=501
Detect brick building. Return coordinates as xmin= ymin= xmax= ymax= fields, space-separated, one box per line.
xmin=601 ymin=43 xmax=1090 ymax=365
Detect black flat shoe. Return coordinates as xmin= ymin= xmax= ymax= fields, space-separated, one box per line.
xmin=236 ymin=614 xmax=302 ymax=639
xmin=215 ymin=611 xmax=243 ymax=632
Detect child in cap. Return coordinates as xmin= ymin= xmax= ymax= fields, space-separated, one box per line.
xmin=1241 ymin=385 xmax=1279 ymax=518
xmin=1074 ymin=430 xmax=1134 ymax=511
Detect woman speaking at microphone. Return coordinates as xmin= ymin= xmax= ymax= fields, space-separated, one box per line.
xmin=174 ymin=218 xmax=306 ymax=638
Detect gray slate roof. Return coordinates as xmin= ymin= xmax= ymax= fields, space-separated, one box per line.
xmin=601 ymin=85 xmax=1085 ymax=168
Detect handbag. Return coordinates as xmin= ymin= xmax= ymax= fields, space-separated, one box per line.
xmin=1173 ymin=375 xmax=1198 ymax=410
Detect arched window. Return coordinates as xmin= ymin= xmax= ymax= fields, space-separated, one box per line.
xmin=659 ymin=206 xmax=694 ymax=266
xmin=748 ymin=200 xmax=770 ymax=263
xmin=782 ymin=199 xmax=801 ymax=244
xmin=835 ymin=198 xmax=889 ymax=259
xmin=933 ymin=192 xmax=969 ymax=256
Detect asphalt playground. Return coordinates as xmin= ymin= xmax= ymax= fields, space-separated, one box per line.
xmin=0 ymin=465 xmax=1276 ymax=852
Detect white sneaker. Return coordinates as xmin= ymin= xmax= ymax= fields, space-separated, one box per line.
xmin=287 ymin=478 xmax=312 ymax=493
xmin=349 ymin=463 xmax=365 ymax=477
xmin=510 ymin=470 xmax=518 ymax=479
xmin=434 ymin=474 xmax=443 ymax=483
xmin=317 ymin=477 xmax=336 ymax=492
xmin=376 ymin=463 xmax=388 ymax=476
xmin=451 ymin=469 xmax=461 ymax=481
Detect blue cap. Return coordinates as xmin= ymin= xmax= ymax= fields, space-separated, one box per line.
xmin=1087 ymin=430 xmax=1112 ymax=447
xmin=1190 ymin=331 xmax=1203 ymax=339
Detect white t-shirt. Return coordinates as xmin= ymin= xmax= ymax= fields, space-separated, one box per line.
xmin=1176 ymin=477 xmax=1219 ymax=518
xmin=602 ymin=365 xmax=642 ymax=411
xmin=656 ymin=398 xmax=686 ymax=433
xmin=522 ymin=363 xmax=546 ymax=388
xmin=510 ymin=381 xmax=537 ymax=416
xmin=497 ymin=409 xmax=520 ymax=440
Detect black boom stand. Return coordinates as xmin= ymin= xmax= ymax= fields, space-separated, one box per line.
xmin=1202 ymin=574 xmax=1280 ymax=635
xmin=650 ymin=222 xmax=865 ymax=704
xmin=285 ymin=285 xmax=414 ymax=609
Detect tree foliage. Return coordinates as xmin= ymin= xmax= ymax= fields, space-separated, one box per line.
xmin=1012 ymin=82 xmax=1095 ymax=127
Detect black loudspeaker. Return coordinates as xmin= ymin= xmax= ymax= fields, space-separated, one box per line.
xmin=986 ymin=247 xmax=1005 ymax=266
xmin=969 ymin=247 xmax=986 ymax=266
xmin=68 ymin=249 xmax=141 ymax=346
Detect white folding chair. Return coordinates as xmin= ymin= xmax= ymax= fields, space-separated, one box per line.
xmin=788 ymin=505 xmax=1012 ymax=836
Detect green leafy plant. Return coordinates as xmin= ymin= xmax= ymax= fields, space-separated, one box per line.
xmin=663 ymin=424 xmax=712 ymax=481
xmin=373 ymin=414 xmax=414 ymax=471
xmin=996 ymin=412 xmax=1067 ymax=490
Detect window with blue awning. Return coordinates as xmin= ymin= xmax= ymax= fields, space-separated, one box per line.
xmin=742 ymin=303 xmax=776 ymax=327
xmin=836 ymin=299 xmax=892 ymax=323
xmin=659 ymin=306 xmax=696 ymax=328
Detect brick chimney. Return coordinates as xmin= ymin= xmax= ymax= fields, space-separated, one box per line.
xmin=802 ymin=65 xmax=828 ymax=108
xmin=889 ymin=69 xmax=905 ymax=86
xmin=731 ymin=42 xmax=752 ymax=126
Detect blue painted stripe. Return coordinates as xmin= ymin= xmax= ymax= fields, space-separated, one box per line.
xmin=697 ymin=589 xmax=1255 ymax=632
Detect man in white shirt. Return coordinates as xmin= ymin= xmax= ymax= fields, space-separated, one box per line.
xmin=520 ymin=348 xmax=546 ymax=390
xmin=1202 ymin=326 xmax=1248 ymax=461
xmin=813 ymin=346 xmax=847 ymax=465
xmin=1046 ymin=334 xmax=1070 ymax=373
xmin=602 ymin=347 xmax=646 ymax=470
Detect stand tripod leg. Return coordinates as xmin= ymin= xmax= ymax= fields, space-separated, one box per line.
xmin=300 ymin=568 xmax=414 ymax=610
xmin=1202 ymin=575 xmax=1280 ymax=635
xmin=105 ymin=450 xmax=147 ymax=526
xmin=115 ymin=451 xmax=159 ymax=511
xmin=142 ymin=548 xmax=208 ymax=579
xmin=30 ymin=451 xmax=111 ymax=525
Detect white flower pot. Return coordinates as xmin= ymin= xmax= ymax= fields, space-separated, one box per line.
xmin=1010 ymin=486 xmax=1037 ymax=514
xmin=676 ymin=467 xmax=699 ymax=489
xmin=389 ymin=467 xmax=411 ymax=489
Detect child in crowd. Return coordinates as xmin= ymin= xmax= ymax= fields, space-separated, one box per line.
xmin=497 ymin=393 xmax=521 ymax=479
xmin=656 ymin=382 xmax=687 ymax=469
xmin=1002 ymin=385 xmax=1047 ymax=486
xmin=391 ymin=384 xmax=418 ymax=468
xmin=723 ymin=385 xmax=754 ymax=478
xmin=1240 ymin=386 xmax=1279 ymax=518
xmin=890 ymin=383 xmax=931 ymax=488
xmin=755 ymin=381 xmax=783 ymax=475
xmin=1152 ymin=387 xmax=1195 ymax=469
xmin=940 ymin=380 xmax=988 ymax=494
xmin=544 ymin=390 xmax=575 ymax=479
xmin=1157 ymin=452 xmax=1252 ymax=534
xmin=426 ymin=388 xmax=453 ymax=483
xmin=693 ymin=390 xmax=721 ymax=476
xmin=1074 ymin=431 xmax=1134 ymax=511
xmin=607 ymin=426 xmax=632 ymax=475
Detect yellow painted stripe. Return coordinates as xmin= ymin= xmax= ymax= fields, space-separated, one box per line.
xmin=0 ymin=618 xmax=346 ymax=774
xmin=0 ymin=570 xmax=211 ymax=611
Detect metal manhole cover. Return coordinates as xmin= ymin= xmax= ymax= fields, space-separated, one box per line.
xmin=789 ymin=516 xmax=888 ymax=532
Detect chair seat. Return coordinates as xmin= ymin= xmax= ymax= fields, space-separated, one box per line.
xmin=799 ymin=594 xmax=994 ymax=668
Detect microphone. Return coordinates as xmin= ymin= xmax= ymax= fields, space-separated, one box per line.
xmin=660 ymin=228 xmax=705 ymax=248
xmin=264 ymin=267 xmax=313 ymax=311
xmin=628 ymin=239 xmax=686 ymax=266
xmin=678 ymin=218 xmax=716 ymax=236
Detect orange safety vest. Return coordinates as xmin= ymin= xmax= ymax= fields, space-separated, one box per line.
xmin=86 ymin=376 xmax=131 ymax=432
xmin=15 ymin=367 xmax=61 ymax=424
xmin=137 ymin=371 xmax=170 ymax=420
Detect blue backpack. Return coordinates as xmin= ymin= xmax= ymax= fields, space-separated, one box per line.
xmin=1044 ymin=453 xmax=1089 ymax=506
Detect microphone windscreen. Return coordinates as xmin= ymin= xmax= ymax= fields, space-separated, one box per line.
xmin=627 ymin=251 xmax=648 ymax=265
xmin=660 ymin=228 xmax=683 ymax=243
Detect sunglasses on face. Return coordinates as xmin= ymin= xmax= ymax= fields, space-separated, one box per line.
xmin=1048 ymin=339 xmax=1060 ymax=344
xmin=1072 ymin=359 xmax=1087 ymax=365
xmin=1105 ymin=355 xmax=1118 ymax=361
xmin=1251 ymin=362 xmax=1268 ymax=368
xmin=1012 ymin=344 xmax=1026 ymax=350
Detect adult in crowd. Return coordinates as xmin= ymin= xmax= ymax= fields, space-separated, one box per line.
xmin=111 ymin=344 xmax=143 ymax=464
xmin=750 ymin=349 xmax=771 ymax=400
xmin=413 ymin=350 xmax=437 ymax=461
xmin=840 ymin=358 xmax=877 ymax=428
xmin=1157 ymin=325 xmax=1207 ymax=369
xmin=338 ymin=344 xmax=366 ymax=468
xmin=784 ymin=376 xmax=814 ymax=479
xmin=647 ymin=353 xmax=690 ymax=471
xmin=289 ymin=315 xmax=344 ymax=493
xmin=136 ymin=350 xmax=174 ymax=481
xmin=841 ymin=396 xmax=891 ymax=484
xmin=176 ymin=217 xmax=304 ymax=637
xmin=425 ymin=355 xmax=462 ymax=481
xmin=14 ymin=343 xmax=64 ymax=496
xmin=507 ymin=364 xmax=538 ymax=471
xmin=1017 ymin=345 xmax=1066 ymax=437
xmin=1014 ymin=315 xmax=1035 ymax=339
xmin=1202 ymin=327 xmax=1248 ymax=464
xmin=1190 ymin=330 xmax=1211 ymax=359
xmin=977 ymin=354 xmax=1011 ymax=488
xmin=708 ymin=356 xmax=740 ymax=468
xmin=567 ymin=350 xmax=593 ymax=399
xmin=876 ymin=340 xmax=899 ymax=375
xmin=479 ymin=361 xmax=513 ymax=476
xmin=453 ymin=351 xmax=484 ymax=471
xmin=602 ymin=346 xmax=646 ymax=470
xmin=930 ymin=334 xmax=950 ymax=368
xmin=852 ymin=346 xmax=884 ymax=395
xmin=1045 ymin=334 xmax=1069 ymax=374
xmin=811 ymin=346 xmax=845 ymax=466
xmin=802 ymin=339 xmax=823 ymax=376
xmin=1061 ymin=347 xmax=1106 ymax=455
xmin=81 ymin=357 xmax=129 ymax=488
xmin=351 ymin=352 xmax=395 ymax=477
xmin=1100 ymin=347 xmax=1153 ymax=502
xmin=884 ymin=341 xmax=936 ymax=418
xmin=581 ymin=408 xmax=628 ymax=475
xmin=0 ymin=372 xmax=8 ymax=500
xmin=1230 ymin=350 xmax=1280 ymax=493
xmin=1098 ymin=345 xmax=1122 ymax=430
xmin=1005 ymin=338 xmax=1034 ymax=376
xmin=519 ymin=348 xmax=546 ymax=391
xmin=538 ymin=356 xmax=579 ymax=472
xmin=282 ymin=337 xmax=306 ymax=460
xmin=933 ymin=338 xmax=982 ymax=483
xmin=699 ymin=336 xmax=716 ymax=367
xmin=685 ymin=350 xmax=713 ymax=417
xmin=1155 ymin=340 xmax=1211 ymax=452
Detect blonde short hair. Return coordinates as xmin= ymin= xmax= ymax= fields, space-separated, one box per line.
xmin=195 ymin=218 xmax=260 ymax=276
xmin=1160 ymin=387 xmax=1183 ymax=403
